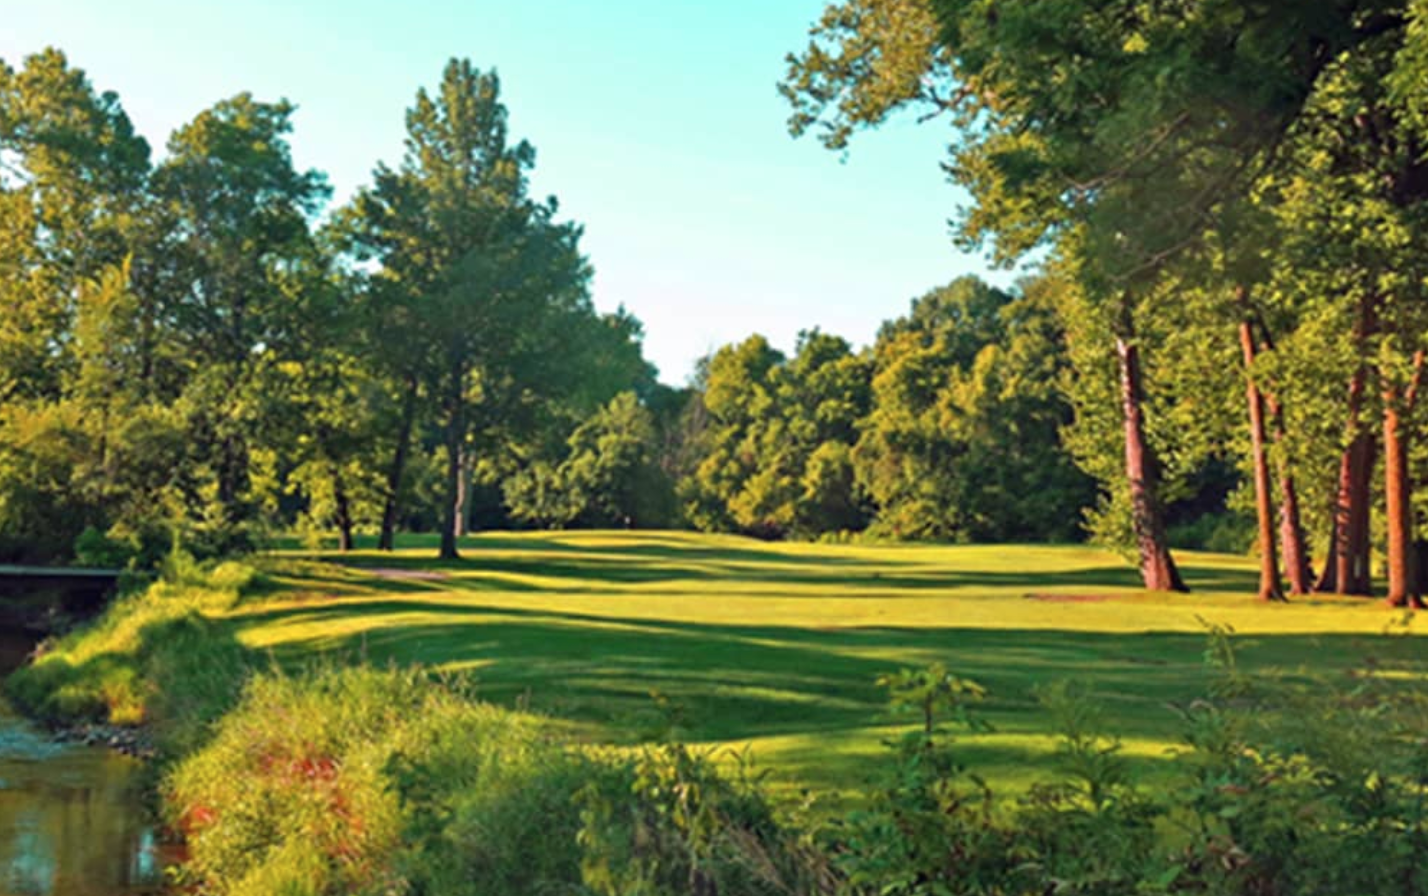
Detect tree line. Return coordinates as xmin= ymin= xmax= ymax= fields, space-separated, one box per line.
xmin=5 ymin=14 xmax=1428 ymax=610
xmin=782 ymin=0 xmax=1428 ymax=607
xmin=0 ymin=48 xmax=1107 ymax=570
xmin=0 ymin=53 xmax=658 ymax=564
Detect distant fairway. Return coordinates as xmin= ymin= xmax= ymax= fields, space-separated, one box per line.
xmin=234 ymin=532 xmax=1424 ymax=798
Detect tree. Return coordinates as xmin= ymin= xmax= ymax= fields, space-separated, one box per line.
xmin=149 ymin=93 xmax=328 ymax=546
xmin=342 ymin=60 xmax=591 ymax=560
xmin=506 ymin=391 xmax=675 ymax=529
xmin=1252 ymin=22 xmax=1428 ymax=606
xmin=679 ymin=332 xmax=871 ymax=538
xmin=0 ymin=49 xmax=175 ymax=562
xmin=856 ymin=276 xmax=1093 ymax=542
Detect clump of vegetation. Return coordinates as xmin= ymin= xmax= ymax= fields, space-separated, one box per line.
xmin=5 ymin=555 xmax=254 ymax=753
xmin=165 ymin=664 xmax=821 ymax=896
xmin=823 ymin=638 xmax=1428 ymax=896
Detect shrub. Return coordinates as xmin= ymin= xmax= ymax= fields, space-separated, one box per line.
xmin=168 ymin=665 xmax=609 ymax=896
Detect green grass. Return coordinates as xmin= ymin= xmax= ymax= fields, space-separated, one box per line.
xmin=212 ymin=531 xmax=1425 ymax=800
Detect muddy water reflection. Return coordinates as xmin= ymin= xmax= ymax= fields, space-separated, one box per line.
xmin=0 ymin=628 xmax=162 ymax=896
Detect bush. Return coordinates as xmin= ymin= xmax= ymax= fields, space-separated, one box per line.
xmin=163 ymin=664 xmax=826 ymax=896
xmin=823 ymin=646 xmax=1428 ymax=896
xmin=576 ymin=744 xmax=831 ymax=896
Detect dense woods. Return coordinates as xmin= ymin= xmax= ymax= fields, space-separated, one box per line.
xmin=5 ymin=0 xmax=1428 ymax=606
xmin=0 ymin=50 xmax=1099 ymax=568
xmin=783 ymin=0 xmax=1428 ymax=605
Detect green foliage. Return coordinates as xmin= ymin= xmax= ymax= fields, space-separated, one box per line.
xmin=163 ymin=663 xmax=825 ymax=896
xmin=831 ymin=667 xmax=1017 ymax=896
xmin=876 ymin=662 xmax=987 ymax=739
xmin=857 ymin=275 xmax=1093 ymax=542
xmin=1169 ymin=629 xmax=1428 ymax=895
xmin=828 ymin=627 xmax=1428 ymax=896
xmin=577 ymin=744 xmax=829 ymax=896
xmin=506 ymin=391 xmax=677 ymax=529
xmin=682 ymin=333 xmax=867 ymax=538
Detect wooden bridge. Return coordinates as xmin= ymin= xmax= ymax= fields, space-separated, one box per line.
xmin=0 ymin=565 xmax=124 ymax=629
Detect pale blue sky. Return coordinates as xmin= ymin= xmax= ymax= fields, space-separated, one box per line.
xmin=3 ymin=0 xmax=1013 ymax=383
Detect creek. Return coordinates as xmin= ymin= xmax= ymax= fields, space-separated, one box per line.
xmin=0 ymin=626 xmax=163 ymax=896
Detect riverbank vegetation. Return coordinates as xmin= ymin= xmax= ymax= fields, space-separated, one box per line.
xmin=6 ymin=533 xmax=1425 ymax=893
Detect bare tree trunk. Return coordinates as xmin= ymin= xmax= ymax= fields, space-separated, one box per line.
xmin=1240 ymin=318 xmax=1285 ymax=602
xmin=378 ymin=375 xmax=419 ymax=552
xmin=1251 ymin=319 xmax=1314 ymax=595
xmin=1116 ymin=329 xmax=1188 ymax=592
xmin=1385 ymin=351 xmax=1425 ymax=608
xmin=453 ymin=442 xmax=470 ymax=539
xmin=1317 ymin=296 xmax=1376 ymax=596
xmin=1345 ymin=434 xmax=1376 ymax=595
xmin=1277 ymin=468 xmax=1314 ymax=595
xmin=438 ymin=365 xmax=465 ymax=562
xmin=332 ymin=464 xmax=354 ymax=552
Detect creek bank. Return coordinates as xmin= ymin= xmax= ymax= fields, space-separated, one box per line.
xmin=51 ymin=721 xmax=157 ymax=759
xmin=1 ymin=624 xmax=164 ymax=895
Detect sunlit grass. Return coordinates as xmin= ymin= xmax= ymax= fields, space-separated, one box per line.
xmin=210 ymin=531 xmax=1425 ymax=798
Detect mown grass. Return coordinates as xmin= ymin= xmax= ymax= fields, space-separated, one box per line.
xmin=11 ymin=531 xmax=1425 ymax=894
xmin=233 ymin=532 xmax=1424 ymax=798
xmin=11 ymin=531 xmax=1424 ymax=800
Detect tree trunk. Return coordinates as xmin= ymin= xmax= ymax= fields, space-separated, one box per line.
xmin=378 ymin=375 xmax=419 ymax=552
xmin=1316 ymin=296 xmax=1376 ymax=596
xmin=1252 ymin=319 xmax=1314 ymax=595
xmin=332 ymin=463 xmax=355 ymax=552
xmin=1264 ymin=383 xmax=1313 ymax=593
xmin=1345 ymin=434 xmax=1376 ymax=594
xmin=1277 ymin=470 xmax=1314 ymax=595
xmin=1384 ymin=351 xmax=1425 ymax=608
xmin=1116 ymin=331 xmax=1188 ymax=592
xmin=454 ymin=442 xmax=470 ymax=539
xmin=1239 ymin=319 xmax=1285 ymax=602
xmin=438 ymin=365 xmax=465 ymax=561
xmin=1318 ymin=432 xmax=1378 ymax=596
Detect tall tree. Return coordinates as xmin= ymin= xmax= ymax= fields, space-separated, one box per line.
xmin=150 ymin=94 xmax=328 ymax=545
xmin=856 ymin=276 xmax=1091 ymax=542
xmin=342 ymin=60 xmax=590 ymax=560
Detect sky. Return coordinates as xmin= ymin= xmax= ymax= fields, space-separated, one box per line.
xmin=2 ymin=0 xmax=1014 ymax=384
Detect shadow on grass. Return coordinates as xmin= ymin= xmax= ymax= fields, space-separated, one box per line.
xmin=315 ymin=548 xmax=1257 ymax=596
xmin=241 ymin=597 xmax=1419 ymax=749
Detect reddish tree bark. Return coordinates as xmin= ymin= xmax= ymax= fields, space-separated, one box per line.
xmin=1116 ymin=332 xmax=1188 ymax=592
xmin=1240 ymin=319 xmax=1286 ymax=601
xmin=1384 ymin=350 xmax=1425 ymax=609
xmin=1344 ymin=434 xmax=1377 ymax=595
xmin=1316 ymin=296 xmax=1377 ymax=596
xmin=1317 ymin=431 xmax=1378 ymax=595
xmin=1248 ymin=316 xmax=1313 ymax=594
xmin=1276 ymin=467 xmax=1314 ymax=595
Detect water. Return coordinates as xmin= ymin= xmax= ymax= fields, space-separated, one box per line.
xmin=0 ymin=628 xmax=163 ymax=896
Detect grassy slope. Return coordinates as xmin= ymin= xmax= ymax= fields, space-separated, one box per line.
xmin=221 ymin=531 xmax=1425 ymax=800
